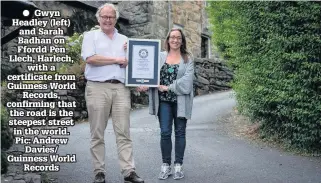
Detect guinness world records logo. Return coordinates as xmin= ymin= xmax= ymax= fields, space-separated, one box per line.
xmin=139 ymin=49 xmax=148 ymax=58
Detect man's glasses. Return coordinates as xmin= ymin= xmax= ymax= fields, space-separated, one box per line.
xmin=100 ymin=16 xmax=116 ymax=20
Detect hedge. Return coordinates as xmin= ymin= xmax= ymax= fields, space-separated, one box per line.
xmin=207 ymin=1 xmax=321 ymax=152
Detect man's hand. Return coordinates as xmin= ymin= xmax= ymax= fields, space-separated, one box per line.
xmin=136 ymin=86 xmax=149 ymax=92
xmin=119 ymin=42 xmax=128 ymax=68
xmin=115 ymin=57 xmax=128 ymax=68
xmin=115 ymin=57 xmax=127 ymax=65
xmin=123 ymin=42 xmax=127 ymax=51
xmin=158 ymin=85 xmax=169 ymax=92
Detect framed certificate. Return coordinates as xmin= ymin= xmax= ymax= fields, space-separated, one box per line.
xmin=126 ymin=38 xmax=161 ymax=87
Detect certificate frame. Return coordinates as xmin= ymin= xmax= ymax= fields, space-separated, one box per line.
xmin=126 ymin=38 xmax=161 ymax=87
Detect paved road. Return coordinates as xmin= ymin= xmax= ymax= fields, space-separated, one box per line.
xmin=50 ymin=91 xmax=321 ymax=183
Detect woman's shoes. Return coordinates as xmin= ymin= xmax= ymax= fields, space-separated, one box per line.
xmin=158 ymin=163 xmax=172 ymax=180
xmin=158 ymin=163 xmax=184 ymax=180
xmin=173 ymin=163 xmax=184 ymax=180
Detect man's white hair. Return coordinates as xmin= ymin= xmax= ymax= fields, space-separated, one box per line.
xmin=95 ymin=3 xmax=119 ymax=21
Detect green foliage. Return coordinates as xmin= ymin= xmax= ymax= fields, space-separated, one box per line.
xmin=65 ymin=32 xmax=84 ymax=64
xmin=1 ymin=151 xmax=8 ymax=174
xmin=65 ymin=25 xmax=100 ymax=64
xmin=1 ymin=105 xmax=13 ymax=151
xmin=60 ymin=26 xmax=100 ymax=75
xmin=1 ymin=105 xmax=13 ymax=174
xmin=208 ymin=1 xmax=321 ymax=152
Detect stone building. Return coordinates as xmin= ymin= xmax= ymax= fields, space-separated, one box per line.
xmin=66 ymin=1 xmax=213 ymax=58
xmin=1 ymin=1 xmax=213 ymax=76
xmin=116 ymin=1 xmax=213 ymax=58
xmin=1 ymin=0 xmax=231 ymax=97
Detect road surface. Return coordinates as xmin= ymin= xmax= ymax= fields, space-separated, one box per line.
xmin=49 ymin=91 xmax=321 ymax=183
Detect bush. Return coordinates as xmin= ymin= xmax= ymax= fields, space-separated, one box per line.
xmin=1 ymin=105 xmax=13 ymax=151
xmin=207 ymin=2 xmax=321 ymax=152
xmin=1 ymin=105 xmax=13 ymax=174
xmin=1 ymin=151 xmax=9 ymax=174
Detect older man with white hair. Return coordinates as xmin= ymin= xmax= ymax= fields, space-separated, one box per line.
xmin=81 ymin=3 xmax=144 ymax=183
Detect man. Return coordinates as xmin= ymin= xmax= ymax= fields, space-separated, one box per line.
xmin=81 ymin=3 xmax=144 ymax=183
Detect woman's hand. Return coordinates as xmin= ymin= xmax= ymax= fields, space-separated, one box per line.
xmin=136 ymin=86 xmax=149 ymax=92
xmin=158 ymin=85 xmax=169 ymax=92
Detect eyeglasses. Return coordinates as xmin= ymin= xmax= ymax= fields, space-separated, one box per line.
xmin=99 ymin=16 xmax=116 ymax=20
xmin=169 ymin=36 xmax=182 ymax=41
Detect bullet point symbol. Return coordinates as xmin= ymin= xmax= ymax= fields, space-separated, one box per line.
xmin=23 ymin=10 xmax=29 ymax=17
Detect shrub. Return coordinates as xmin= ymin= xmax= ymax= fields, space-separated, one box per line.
xmin=1 ymin=151 xmax=9 ymax=174
xmin=207 ymin=1 xmax=321 ymax=152
xmin=1 ymin=105 xmax=13 ymax=151
xmin=1 ymin=104 xmax=13 ymax=174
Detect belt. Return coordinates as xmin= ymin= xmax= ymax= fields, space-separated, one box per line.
xmin=90 ymin=79 xmax=121 ymax=84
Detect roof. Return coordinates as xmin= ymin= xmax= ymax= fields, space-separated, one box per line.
xmin=61 ymin=1 xmax=128 ymax=23
xmin=1 ymin=0 xmax=38 ymax=20
xmin=1 ymin=0 xmax=40 ymax=45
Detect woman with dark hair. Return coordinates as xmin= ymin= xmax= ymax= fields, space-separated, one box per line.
xmin=137 ymin=28 xmax=194 ymax=180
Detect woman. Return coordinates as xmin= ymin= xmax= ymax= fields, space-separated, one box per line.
xmin=137 ymin=28 xmax=194 ymax=180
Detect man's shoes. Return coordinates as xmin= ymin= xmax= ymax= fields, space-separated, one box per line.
xmin=173 ymin=163 xmax=184 ymax=180
xmin=124 ymin=171 xmax=144 ymax=183
xmin=158 ymin=163 xmax=172 ymax=180
xmin=94 ymin=172 xmax=105 ymax=183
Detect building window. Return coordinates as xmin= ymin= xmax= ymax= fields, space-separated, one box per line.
xmin=201 ymin=34 xmax=211 ymax=58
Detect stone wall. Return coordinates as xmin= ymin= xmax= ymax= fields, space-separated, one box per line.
xmin=149 ymin=1 xmax=170 ymax=48
xmin=194 ymin=57 xmax=233 ymax=95
xmin=118 ymin=1 xmax=170 ymax=48
xmin=118 ymin=1 xmax=207 ymax=57
xmin=117 ymin=1 xmax=154 ymax=38
xmin=171 ymin=1 xmax=203 ymax=58
xmin=120 ymin=1 xmax=209 ymax=58
xmin=201 ymin=1 xmax=210 ymax=34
